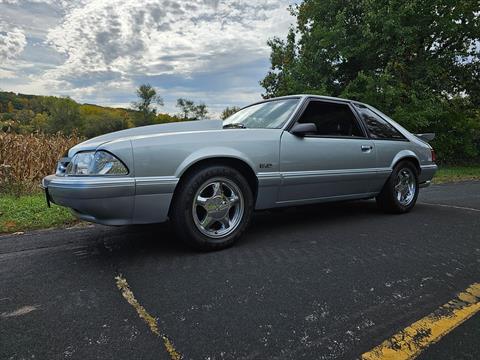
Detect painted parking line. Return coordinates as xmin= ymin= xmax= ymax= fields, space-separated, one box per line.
xmin=361 ymin=283 xmax=480 ymax=360
xmin=115 ymin=275 xmax=182 ymax=360
xmin=419 ymin=202 xmax=480 ymax=212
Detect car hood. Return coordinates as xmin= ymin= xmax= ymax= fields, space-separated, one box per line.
xmin=69 ymin=119 xmax=223 ymax=156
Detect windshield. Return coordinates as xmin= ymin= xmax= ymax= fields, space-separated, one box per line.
xmin=223 ymin=98 xmax=300 ymax=129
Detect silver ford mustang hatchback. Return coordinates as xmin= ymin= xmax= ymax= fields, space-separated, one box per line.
xmin=43 ymin=95 xmax=437 ymax=250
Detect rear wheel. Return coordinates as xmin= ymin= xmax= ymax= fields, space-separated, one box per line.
xmin=170 ymin=166 xmax=254 ymax=251
xmin=376 ymin=161 xmax=419 ymax=213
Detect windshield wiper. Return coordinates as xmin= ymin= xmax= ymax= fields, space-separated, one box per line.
xmin=223 ymin=123 xmax=247 ymax=129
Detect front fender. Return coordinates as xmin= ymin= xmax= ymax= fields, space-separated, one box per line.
xmin=174 ymin=147 xmax=257 ymax=178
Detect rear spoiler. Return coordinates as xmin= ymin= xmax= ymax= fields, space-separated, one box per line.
xmin=416 ymin=133 xmax=435 ymax=142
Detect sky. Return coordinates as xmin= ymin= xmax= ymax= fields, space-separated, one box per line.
xmin=0 ymin=0 xmax=296 ymax=116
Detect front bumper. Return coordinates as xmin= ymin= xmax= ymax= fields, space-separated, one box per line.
xmin=42 ymin=174 xmax=178 ymax=226
xmin=42 ymin=175 xmax=135 ymax=225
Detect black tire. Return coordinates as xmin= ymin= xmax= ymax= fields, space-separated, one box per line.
xmin=170 ymin=165 xmax=254 ymax=251
xmin=376 ymin=160 xmax=419 ymax=214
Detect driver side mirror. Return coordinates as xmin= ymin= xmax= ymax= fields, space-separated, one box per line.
xmin=291 ymin=123 xmax=317 ymax=137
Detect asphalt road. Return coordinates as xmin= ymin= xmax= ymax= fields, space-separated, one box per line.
xmin=1 ymin=181 xmax=479 ymax=360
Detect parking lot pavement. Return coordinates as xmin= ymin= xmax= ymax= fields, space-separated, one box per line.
xmin=1 ymin=181 xmax=479 ymax=360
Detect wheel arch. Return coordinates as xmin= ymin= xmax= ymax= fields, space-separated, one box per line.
xmin=169 ymin=156 xmax=259 ymax=215
xmin=390 ymin=151 xmax=421 ymax=174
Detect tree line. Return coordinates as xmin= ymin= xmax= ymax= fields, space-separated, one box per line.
xmin=0 ymin=86 xmax=239 ymax=138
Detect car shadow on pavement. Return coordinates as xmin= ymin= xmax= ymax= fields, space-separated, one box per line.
xmin=87 ymin=199 xmax=382 ymax=260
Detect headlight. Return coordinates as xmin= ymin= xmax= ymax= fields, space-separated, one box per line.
xmin=65 ymin=151 xmax=128 ymax=176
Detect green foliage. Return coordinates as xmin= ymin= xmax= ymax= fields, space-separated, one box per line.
xmin=0 ymin=92 xmax=48 ymax=113
xmin=176 ymin=98 xmax=209 ymax=120
xmin=221 ymin=106 xmax=241 ymax=120
xmin=132 ymin=84 xmax=164 ymax=126
xmin=155 ymin=113 xmax=182 ymax=124
xmin=43 ymin=96 xmax=82 ymax=134
xmin=261 ymin=0 xmax=480 ymax=163
xmin=31 ymin=113 xmax=50 ymax=133
xmin=177 ymin=98 xmax=194 ymax=120
xmin=80 ymin=105 xmax=131 ymax=138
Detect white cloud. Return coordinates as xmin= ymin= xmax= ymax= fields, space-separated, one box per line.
xmin=0 ymin=26 xmax=27 ymax=61
xmin=44 ymin=0 xmax=293 ymax=81
xmin=0 ymin=68 xmax=16 ymax=78
xmin=0 ymin=0 xmax=81 ymax=6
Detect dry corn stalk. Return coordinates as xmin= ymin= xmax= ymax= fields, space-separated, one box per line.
xmin=0 ymin=132 xmax=83 ymax=193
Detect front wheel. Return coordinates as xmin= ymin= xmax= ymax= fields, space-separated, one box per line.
xmin=376 ymin=161 xmax=419 ymax=213
xmin=170 ymin=166 xmax=254 ymax=251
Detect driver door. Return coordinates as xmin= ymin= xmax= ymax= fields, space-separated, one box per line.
xmin=278 ymin=99 xmax=378 ymax=203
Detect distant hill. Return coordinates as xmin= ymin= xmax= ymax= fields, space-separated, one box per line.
xmin=0 ymin=91 xmax=180 ymax=137
xmin=0 ymin=91 xmax=136 ymax=115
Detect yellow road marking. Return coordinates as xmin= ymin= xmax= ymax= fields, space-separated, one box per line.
xmin=115 ymin=275 xmax=182 ymax=360
xmin=361 ymin=283 xmax=480 ymax=360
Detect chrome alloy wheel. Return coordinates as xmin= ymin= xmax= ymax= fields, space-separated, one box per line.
xmin=192 ymin=177 xmax=245 ymax=239
xmin=394 ymin=168 xmax=416 ymax=206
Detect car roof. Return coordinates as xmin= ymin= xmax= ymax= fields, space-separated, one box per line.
xmin=256 ymin=94 xmax=367 ymax=106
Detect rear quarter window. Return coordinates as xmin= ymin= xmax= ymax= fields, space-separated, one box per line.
xmin=353 ymin=104 xmax=405 ymax=140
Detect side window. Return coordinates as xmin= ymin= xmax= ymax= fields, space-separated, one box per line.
xmin=297 ymin=101 xmax=365 ymax=137
xmin=353 ymin=104 xmax=405 ymax=140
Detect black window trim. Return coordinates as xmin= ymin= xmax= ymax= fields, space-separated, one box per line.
xmin=351 ymin=102 xmax=409 ymax=142
xmin=224 ymin=96 xmax=303 ymax=129
xmin=287 ymin=97 xmax=368 ymax=139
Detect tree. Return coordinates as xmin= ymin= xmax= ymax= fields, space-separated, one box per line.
xmin=176 ymin=98 xmax=209 ymax=120
xmin=43 ymin=97 xmax=81 ymax=134
xmin=31 ymin=113 xmax=49 ymax=132
xmin=194 ymin=103 xmax=208 ymax=120
xmin=79 ymin=104 xmax=131 ymax=137
xmin=81 ymin=113 xmax=129 ymax=138
xmin=132 ymin=84 xmax=164 ymax=126
xmin=14 ymin=109 xmax=35 ymax=125
xmin=176 ymin=98 xmax=195 ymax=120
xmin=12 ymin=109 xmax=35 ymax=133
xmin=261 ymin=0 xmax=480 ymax=162
xmin=221 ymin=106 xmax=241 ymax=120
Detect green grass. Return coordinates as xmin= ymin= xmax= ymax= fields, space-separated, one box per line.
xmin=433 ymin=165 xmax=480 ymax=184
xmin=0 ymin=193 xmax=77 ymax=234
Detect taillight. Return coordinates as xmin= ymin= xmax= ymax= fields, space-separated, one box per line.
xmin=431 ymin=149 xmax=436 ymax=162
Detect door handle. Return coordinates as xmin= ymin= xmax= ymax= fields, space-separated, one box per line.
xmin=361 ymin=145 xmax=373 ymax=152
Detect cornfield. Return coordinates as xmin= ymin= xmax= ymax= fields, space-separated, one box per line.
xmin=0 ymin=132 xmax=83 ymax=194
